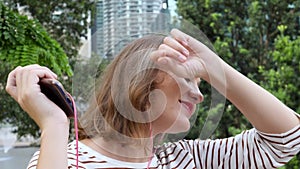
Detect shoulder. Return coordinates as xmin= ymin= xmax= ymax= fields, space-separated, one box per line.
xmin=153 ymin=129 xmax=257 ymax=161
xmin=67 ymin=140 xmax=110 ymax=167
xmin=27 ymin=140 xmax=111 ymax=169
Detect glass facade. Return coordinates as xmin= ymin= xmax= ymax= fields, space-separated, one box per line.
xmin=92 ymin=0 xmax=170 ymax=60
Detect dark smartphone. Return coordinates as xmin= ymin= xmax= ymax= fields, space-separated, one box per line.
xmin=38 ymin=78 xmax=74 ymax=118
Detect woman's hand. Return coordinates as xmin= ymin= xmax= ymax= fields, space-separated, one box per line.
xmin=7 ymin=64 xmax=70 ymax=168
xmin=6 ymin=64 xmax=69 ymax=130
xmin=150 ymin=29 xmax=220 ymax=82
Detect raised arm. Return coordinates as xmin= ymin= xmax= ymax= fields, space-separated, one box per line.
xmin=6 ymin=65 xmax=70 ymax=169
xmin=215 ymin=57 xmax=299 ymax=133
xmin=151 ymin=29 xmax=299 ymax=134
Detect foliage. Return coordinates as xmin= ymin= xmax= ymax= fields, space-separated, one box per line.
xmin=72 ymin=54 xmax=109 ymax=114
xmin=0 ymin=4 xmax=72 ymax=75
xmin=259 ymin=27 xmax=300 ymax=114
xmin=262 ymin=31 xmax=300 ymax=169
xmin=1 ymin=0 xmax=95 ymax=138
xmin=4 ymin=0 xmax=96 ymax=61
xmin=177 ymin=0 xmax=300 ymax=167
xmin=177 ymin=0 xmax=300 ymax=136
xmin=178 ymin=0 xmax=299 ymax=73
xmin=0 ymin=3 xmax=72 ymax=138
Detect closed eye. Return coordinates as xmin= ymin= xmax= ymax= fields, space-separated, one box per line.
xmin=184 ymin=78 xmax=201 ymax=86
xmin=184 ymin=78 xmax=191 ymax=83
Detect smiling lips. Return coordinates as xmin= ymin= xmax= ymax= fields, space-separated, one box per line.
xmin=179 ymin=100 xmax=194 ymax=115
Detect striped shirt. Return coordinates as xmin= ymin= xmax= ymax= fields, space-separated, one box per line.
xmin=27 ymin=125 xmax=300 ymax=169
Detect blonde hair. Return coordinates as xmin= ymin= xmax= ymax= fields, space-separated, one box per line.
xmin=78 ymin=34 xmax=165 ymax=144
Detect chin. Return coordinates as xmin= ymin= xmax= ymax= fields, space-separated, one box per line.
xmin=166 ymin=120 xmax=191 ymax=134
xmin=179 ymin=124 xmax=191 ymax=133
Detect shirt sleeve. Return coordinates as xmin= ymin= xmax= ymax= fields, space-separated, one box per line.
xmin=26 ymin=150 xmax=40 ymax=169
xmin=180 ymin=124 xmax=300 ymax=169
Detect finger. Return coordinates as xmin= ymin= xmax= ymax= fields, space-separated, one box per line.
xmin=17 ymin=65 xmax=57 ymax=86
xmin=19 ymin=68 xmax=58 ymax=96
xmin=156 ymin=57 xmax=191 ymax=79
xmin=22 ymin=64 xmax=58 ymax=79
xmin=6 ymin=66 xmax=22 ymax=87
xmin=39 ymin=66 xmax=58 ymax=79
xmin=158 ymin=44 xmax=187 ymax=62
xmin=15 ymin=66 xmax=58 ymax=99
xmin=15 ymin=67 xmax=24 ymax=102
xmin=150 ymin=50 xmax=183 ymax=64
xmin=25 ymin=69 xmax=58 ymax=85
xmin=170 ymin=29 xmax=191 ymax=46
xmin=5 ymin=66 xmax=22 ymax=100
xmin=163 ymin=37 xmax=189 ymax=57
xmin=170 ymin=29 xmax=204 ymax=53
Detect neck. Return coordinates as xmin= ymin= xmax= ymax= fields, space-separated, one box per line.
xmin=82 ymin=137 xmax=154 ymax=163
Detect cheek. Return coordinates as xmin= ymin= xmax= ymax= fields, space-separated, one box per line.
xmin=149 ymin=83 xmax=180 ymax=121
xmin=148 ymin=89 xmax=167 ymax=121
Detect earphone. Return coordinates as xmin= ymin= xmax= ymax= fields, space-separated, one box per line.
xmin=67 ymin=93 xmax=79 ymax=169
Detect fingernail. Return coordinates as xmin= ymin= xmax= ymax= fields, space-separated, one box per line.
xmin=182 ymin=40 xmax=188 ymax=46
xmin=178 ymin=55 xmax=186 ymax=62
xmin=183 ymin=49 xmax=189 ymax=56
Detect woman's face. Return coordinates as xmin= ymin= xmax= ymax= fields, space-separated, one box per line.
xmin=150 ymin=72 xmax=203 ymax=134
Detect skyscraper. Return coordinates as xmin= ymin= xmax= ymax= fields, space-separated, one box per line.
xmin=92 ymin=0 xmax=169 ymax=60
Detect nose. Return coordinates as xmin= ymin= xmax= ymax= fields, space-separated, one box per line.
xmin=188 ymin=84 xmax=204 ymax=104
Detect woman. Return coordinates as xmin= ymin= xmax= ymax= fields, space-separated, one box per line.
xmin=6 ymin=29 xmax=300 ymax=168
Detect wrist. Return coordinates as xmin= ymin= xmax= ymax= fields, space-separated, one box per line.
xmin=41 ymin=120 xmax=70 ymax=134
xmin=40 ymin=123 xmax=70 ymax=145
xmin=200 ymin=54 xmax=224 ymax=81
xmin=38 ymin=110 xmax=70 ymax=128
xmin=201 ymin=55 xmax=229 ymax=97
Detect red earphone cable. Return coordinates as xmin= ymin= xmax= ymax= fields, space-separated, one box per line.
xmin=147 ymin=123 xmax=153 ymax=169
xmin=67 ymin=93 xmax=79 ymax=169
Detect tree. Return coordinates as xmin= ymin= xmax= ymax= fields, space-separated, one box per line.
xmin=259 ymin=25 xmax=300 ymax=115
xmin=0 ymin=0 xmax=96 ymax=139
xmin=177 ymin=0 xmax=300 ymax=137
xmin=0 ymin=2 xmax=72 ymax=138
xmin=261 ymin=25 xmax=300 ymax=169
xmin=4 ymin=0 xmax=95 ymax=61
xmin=177 ymin=0 xmax=300 ymax=167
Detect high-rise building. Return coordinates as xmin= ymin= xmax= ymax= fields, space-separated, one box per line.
xmin=92 ymin=0 xmax=170 ymax=60
xmin=152 ymin=0 xmax=171 ymax=34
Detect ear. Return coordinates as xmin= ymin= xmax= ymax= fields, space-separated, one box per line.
xmin=154 ymin=71 xmax=166 ymax=85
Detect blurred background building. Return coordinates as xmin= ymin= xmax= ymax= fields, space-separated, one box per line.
xmin=92 ymin=0 xmax=171 ymax=60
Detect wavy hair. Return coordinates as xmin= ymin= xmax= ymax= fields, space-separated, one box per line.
xmin=78 ymin=34 xmax=165 ymax=144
